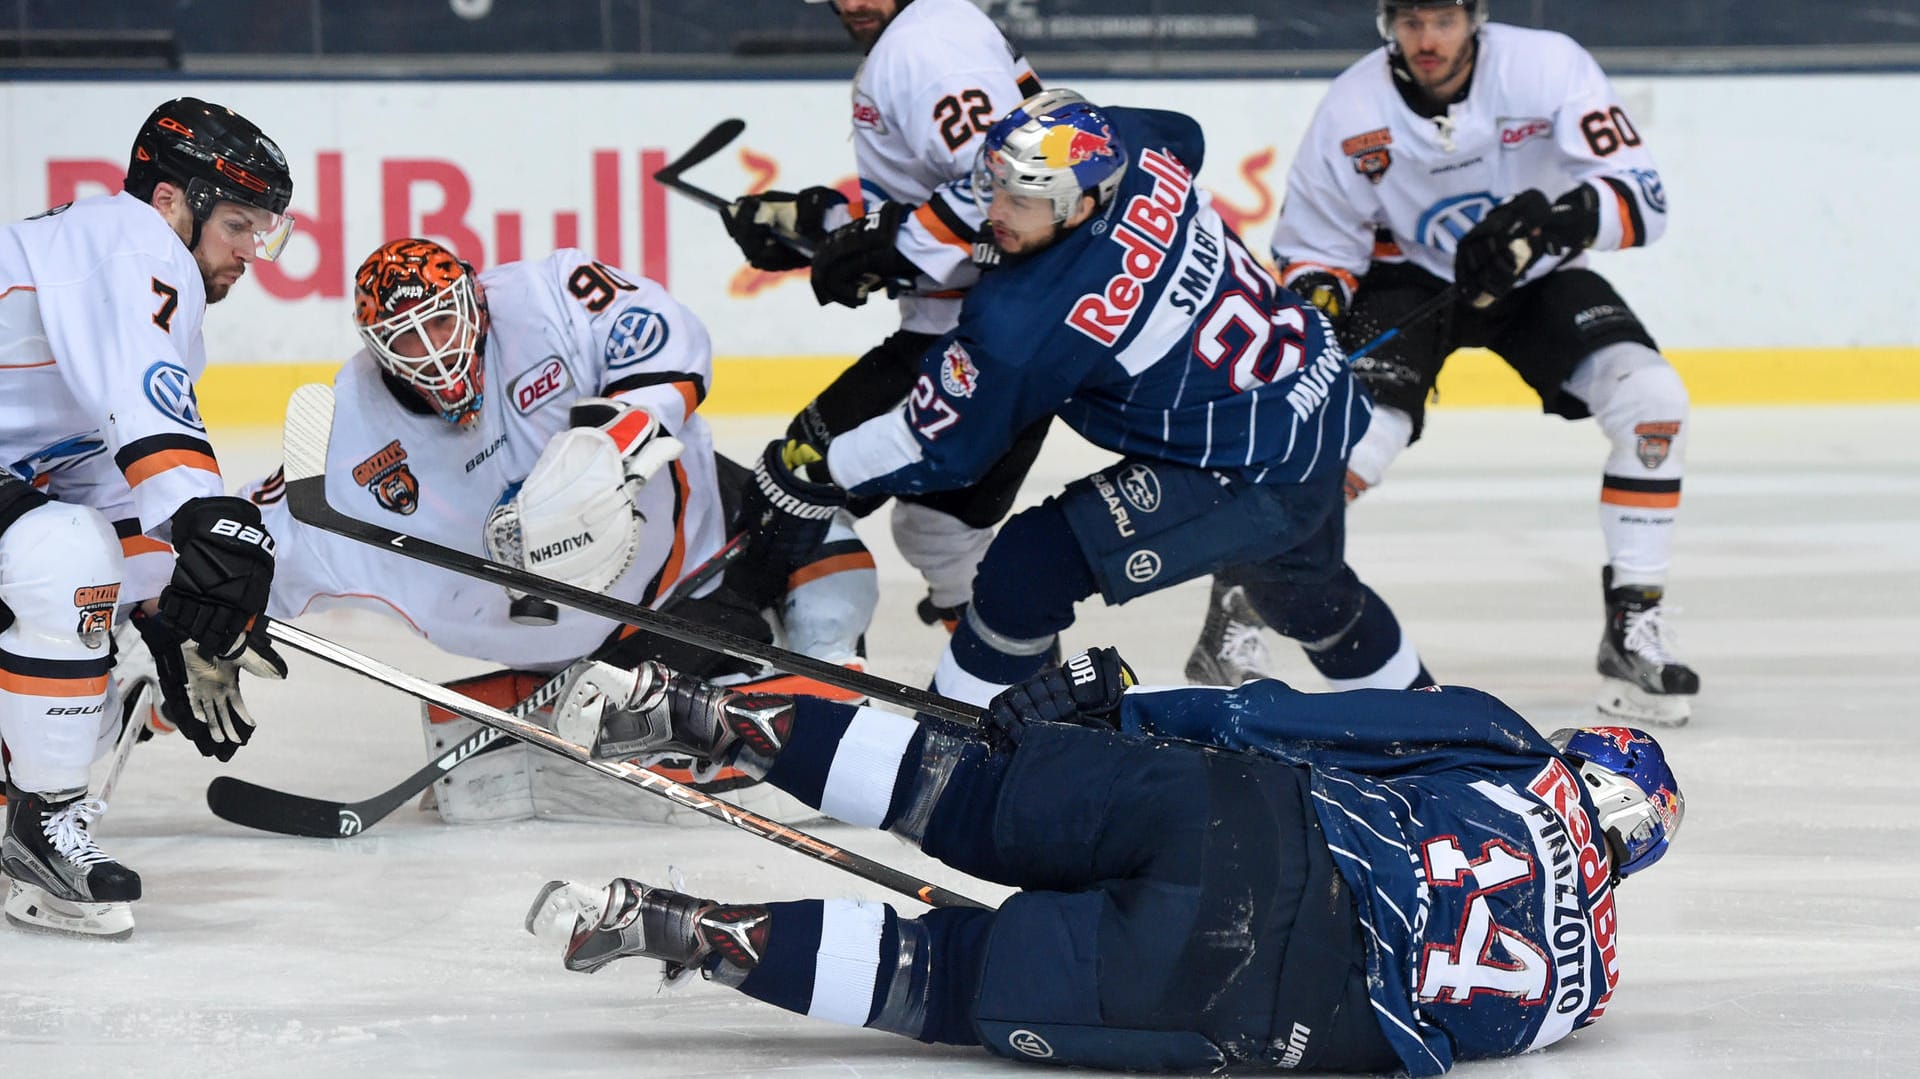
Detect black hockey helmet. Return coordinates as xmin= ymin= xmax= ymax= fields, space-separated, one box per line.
xmin=1376 ymin=0 xmax=1487 ymax=40
xmin=126 ymin=97 xmax=295 ymax=257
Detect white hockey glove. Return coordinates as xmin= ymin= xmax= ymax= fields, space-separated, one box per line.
xmin=484 ymin=399 xmax=683 ymax=597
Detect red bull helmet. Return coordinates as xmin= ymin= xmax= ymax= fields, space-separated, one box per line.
xmin=970 ymin=89 xmax=1128 ymax=225
xmin=1549 ymin=725 xmax=1685 ymax=881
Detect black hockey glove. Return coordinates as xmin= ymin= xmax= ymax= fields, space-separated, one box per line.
xmin=986 ymin=647 xmax=1137 ymax=747
xmin=810 ymin=201 xmax=922 ymax=309
xmin=722 ymin=186 xmax=848 ymax=273
xmin=732 ymin=438 xmax=846 ymax=606
xmin=1454 ymin=186 xmax=1600 ymax=309
xmin=130 ymin=606 xmax=286 ymax=763
xmin=160 ymin=496 xmax=278 ymax=659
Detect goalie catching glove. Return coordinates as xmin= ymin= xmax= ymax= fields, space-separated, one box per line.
xmin=484 ymin=398 xmax=683 ymax=598
xmin=134 ymin=496 xmax=287 ymax=761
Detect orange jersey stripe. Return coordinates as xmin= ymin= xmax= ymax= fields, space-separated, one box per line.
xmin=1601 ymin=487 xmax=1681 ymax=509
xmin=123 ymin=447 xmax=220 ymax=487
xmin=121 ymin=535 xmax=172 ymax=558
xmin=787 ymin=550 xmax=877 ymax=590
xmin=1612 ymin=186 xmax=1638 ymax=248
xmin=676 ymin=380 xmax=700 ymax=419
xmin=0 ymin=669 xmax=110 ymax=697
xmin=656 ymin=460 xmax=692 ymax=595
xmin=913 ymin=202 xmax=973 ymax=253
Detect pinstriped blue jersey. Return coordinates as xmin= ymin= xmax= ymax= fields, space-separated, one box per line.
xmin=1116 ymin=681 xmax=1623 ymax=1077
xmin=826 ymin=106 xmax=1372 ymax=498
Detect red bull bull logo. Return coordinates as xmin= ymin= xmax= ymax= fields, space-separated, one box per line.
xmin=1039 ymin=123 xmax=1116 ymax=169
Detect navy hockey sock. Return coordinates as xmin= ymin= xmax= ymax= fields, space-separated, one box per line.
xmin=1302 ymin=584 xmax=1432 ymax=689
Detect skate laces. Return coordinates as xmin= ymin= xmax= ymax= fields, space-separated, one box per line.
xmin=43 ymin=799 xmax=113 ymax=867
xmin=1218 ymin=622 xmax=1275 ymax=680
xmin=1621 ymin=604 xmax=1680 ymax=666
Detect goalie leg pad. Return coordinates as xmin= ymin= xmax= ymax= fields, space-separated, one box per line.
xmin=419 ymin=670 xmax=551 ymax=825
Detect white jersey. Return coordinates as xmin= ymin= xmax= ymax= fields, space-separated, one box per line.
xmin=847 ymin=0 xmax=1039 ymax=333
xmin=1273 ymin=23 xmax=1666 ymax=294
xmin=0 ymin=192 xmax=218 ymax=603
xmin=248 ymin=250 xmax=725 ymax=669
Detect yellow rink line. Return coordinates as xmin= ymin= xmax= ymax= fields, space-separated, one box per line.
xmin=195 ymin=347 xmax=1920 ymax=428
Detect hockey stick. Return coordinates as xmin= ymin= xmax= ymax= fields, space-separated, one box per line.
xmin=263 ymin=619 xmax=988 ymax=909
xmin=1347 ymin=284 xmax=1461 ymax=363
xmin=95 ymin=676 xmax=154 ymax=806
xmin=280 ymin=384 xmax=983 ymax=727
xmin=204 ymin=530 xmax=751 ymax=838
xmin=651 ymin=118 xmax=747 ymax=215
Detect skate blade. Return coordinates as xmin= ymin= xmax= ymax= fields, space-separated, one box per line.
xmin=525 ymin=879 xmax=605 ymax=942
xmin=4 ymin=880 xmax=135 ymax=941
xmin=1596 ymin=678 xmax=1691 ymax=727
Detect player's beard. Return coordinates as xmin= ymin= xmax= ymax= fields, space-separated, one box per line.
xmin=1409 ymin=36 xmax=1475 ymax=100
xmin=839 ymin=6 xmax=894 ymax=49
xmin=196 ymin=253 xmax=245 ymax=304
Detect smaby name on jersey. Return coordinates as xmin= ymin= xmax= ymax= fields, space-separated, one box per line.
xmin=1066 ymin=148 xmax=1194 ymax=347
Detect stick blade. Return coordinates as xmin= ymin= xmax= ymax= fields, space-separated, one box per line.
xmin=206 ymin=775 xmax=362 ymax=838
xmin=283 ymin=382 xmax=337 ymax=484
xmin=652 ymin=118 xmax=745 ymax=183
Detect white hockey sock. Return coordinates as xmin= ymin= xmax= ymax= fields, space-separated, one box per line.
xmin=818 ymin=706 xmax=918 ymax=828
xmin=1346 ymin=405 xmax=1413 ymax=490
xmin=805 ymin=898 xmax=888 ymax=1027
xmin=1571 ymin=344 xmax=1690 ymax=586
xmin=890 ymin=501 xmax=992 ymax=608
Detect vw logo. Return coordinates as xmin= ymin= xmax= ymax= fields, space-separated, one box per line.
xmin=1009 ymin=1030 xmax=1054 ymax=1059
xmin=1415 ymin=191 xmax=1499 ymax=254
xmin=1124 ymin=549 xmax=1162 ymax=584
xmin=605 ymin=306 xmax=670 ymax=368
xmin=143 ymin=361 xmax=205 ymax=431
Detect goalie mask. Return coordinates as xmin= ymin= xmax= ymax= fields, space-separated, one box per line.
xmin=970 ymin=89 xmax=1127 ymax=225
xmin=1549 ymin=726 xmax=1684 ymax=881
xmin=354 ymin=238 xmax=489 ymax=429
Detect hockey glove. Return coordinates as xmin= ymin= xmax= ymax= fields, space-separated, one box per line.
xmin=986 ymin=647 xmax=1137 ymax=747
xmin=810 ymin=202 xmax=922 ymax=309
xmin=722 ymin=186 xmax=848 ymax=273
xmin=159 ymin=495 xmax=278 ymax=660
xmin=131 ymin=606 xmax=286 ymax=763
xmin=1286 ymin=268 xmax=1353 ymax=323
xmin=1454 ymin=186 xmax=1600 ymax=309
xmin=732 ymin=437 xmax=845 ymax=601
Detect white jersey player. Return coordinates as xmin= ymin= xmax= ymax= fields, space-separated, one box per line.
xmin=246 ymin=239 xmax=874 ymax=824
xmin=1197 ymin=0 xmax=1697 ymax=724
xmin=721 ymin=0 xmax=1046 ymax=630
xmin=1 ymin=98 xmax=295 ymax=939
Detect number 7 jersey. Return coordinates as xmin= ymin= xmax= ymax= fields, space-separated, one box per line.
xmin=1272 ymin=22 xmax=1666 ymax=293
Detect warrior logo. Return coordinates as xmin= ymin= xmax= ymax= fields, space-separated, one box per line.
xmin=1008 ymin=1030 xmax=1054 ymax=1059
xmin=338 ymin=811 xmax=363 ymax=837
xmin=1634 ymin=421 xmax=1681 ymax=469
xmin=1124 ymin=549 xmax=1162 ymax=584
xmin=353 ymin=439 xmax=420 ymax=515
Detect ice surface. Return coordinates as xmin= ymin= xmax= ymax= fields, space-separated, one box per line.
xmin=5 ymin=407 xmax=1918 ymax=1077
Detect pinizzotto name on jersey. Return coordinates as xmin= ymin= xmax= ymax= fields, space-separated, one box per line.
xmin=1067 ymin=148 xmax=1194 ymax=347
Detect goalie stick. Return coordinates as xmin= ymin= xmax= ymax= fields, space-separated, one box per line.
xmin=262 ymin=619 xmax=988 ymax=909
xmin=280 ymin=383 xmax=983 ymax=727
xmin=204 ymin=530 xmax=750 ymax=839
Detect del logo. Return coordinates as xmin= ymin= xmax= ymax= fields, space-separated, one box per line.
xmin=606 ymin=306 xmax=669 ymax=368
xmin=511 ymin=357 xmax=571 ymax=414
xmin=352 ymin=439 xmax=420 ymax=515
xmin=852 ymin=92 xmax=887 ymax=133
xmin=1499 ymin=117 xmax=1554 ymax=148
xmin=143 ymin=361 xmax=205 ymax=431
xmin=938 ymin=341 xmax=979 ymax=398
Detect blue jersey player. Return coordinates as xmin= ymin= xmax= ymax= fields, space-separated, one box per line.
xmin=531 ymin=647 xmax=1685 ymax=1074
xmin=739 ymin=90 xmax=1432 ymax=703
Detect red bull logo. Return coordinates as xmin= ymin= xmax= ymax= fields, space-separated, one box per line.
xmin=1595 ymin=726 xmax=1647 ymax=753
xmin=1039 ymin=123 xmax=1116 ymax=169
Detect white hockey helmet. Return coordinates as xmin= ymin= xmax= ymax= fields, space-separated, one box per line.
xmin=969 ymin=89 xmax=1128 ymax=225
xmin=1376 ymin=0 xmax=1488 ymax=41
xmin=353 ymin=238 xmax=489 ymax=430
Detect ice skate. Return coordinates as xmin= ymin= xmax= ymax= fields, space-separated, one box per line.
xmin=2 ymin=784 xmax=140 ymax=940
xmin=554 ymin=661 xmax=793 ymax=780
xmin=1596 ymin=568 xmax=1700 ymax=727
xmin=528 ymin=877 xmax=769 ymax=979
xmin=1185 ymin=579 xmax=1277 ymax=685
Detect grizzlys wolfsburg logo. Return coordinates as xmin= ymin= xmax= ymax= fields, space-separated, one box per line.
xmin=143 ymin=361 xmax=205 ymax=430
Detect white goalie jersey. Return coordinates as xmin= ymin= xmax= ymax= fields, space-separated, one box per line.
xmin=845 ymin=0 xmax=1040 ymax=331
xmin=1273 ymin=22 xmax=1667 ymax=295
xmin=246 ymin=249 xmax=725 ymax=669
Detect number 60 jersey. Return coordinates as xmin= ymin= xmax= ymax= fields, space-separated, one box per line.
xmin=1273 ymin=22 xmax=1666 ymax=294
xmin=245 ymin=249 xmax=726 ymax=669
